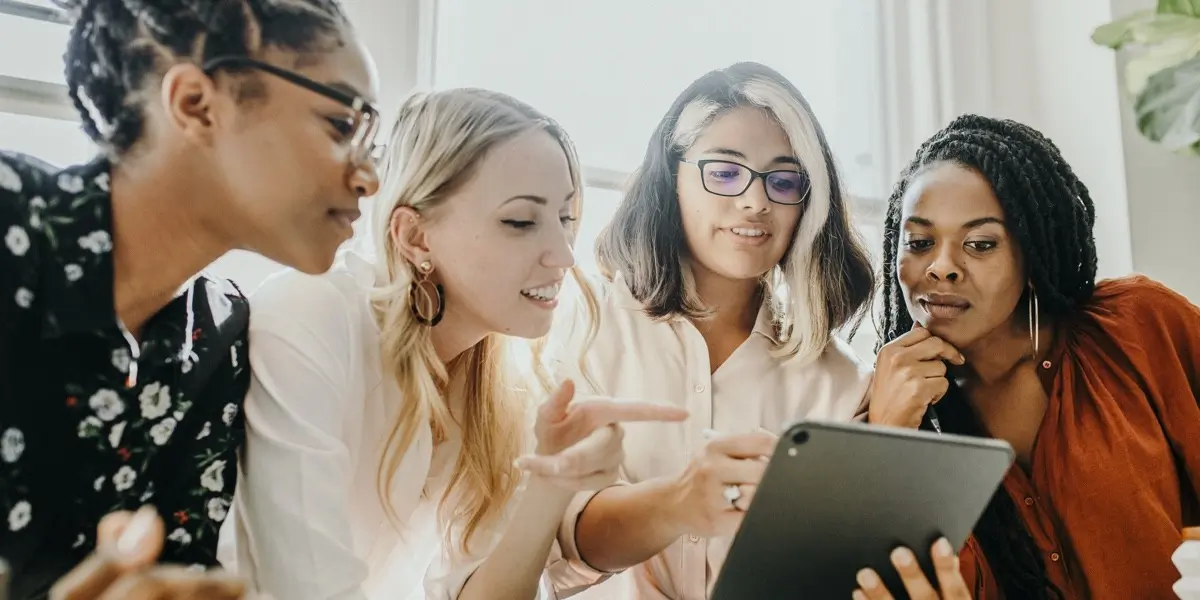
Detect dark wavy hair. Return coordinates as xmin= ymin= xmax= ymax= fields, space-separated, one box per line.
xmin=877 ymin=114 xmax=1098 ymax=599
xmin=55 ymin=0 xmax=350 ymax=157
xmin=595 ymin=61 xmax=875 ymax=361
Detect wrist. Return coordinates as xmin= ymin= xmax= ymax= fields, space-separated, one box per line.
xmin=525 ymin=474 xmax=578 ymax=504
xmin=645 ymin=475 xmax=692 ymax=537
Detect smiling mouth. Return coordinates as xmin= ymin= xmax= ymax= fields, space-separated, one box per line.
xmin=729 ymin=227 xmax=768 ymax=238
xmin=521 ymin=282 xmax=561 ymax=303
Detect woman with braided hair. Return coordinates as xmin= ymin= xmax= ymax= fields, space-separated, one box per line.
xmin=859 ymin=114 xmax=1200 ymax=599
xmin=0 ymin=0 xmax=382 ymax=596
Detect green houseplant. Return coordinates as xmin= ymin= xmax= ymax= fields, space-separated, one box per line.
xmin=1093 ymin=0 xmax=1200 ymax=155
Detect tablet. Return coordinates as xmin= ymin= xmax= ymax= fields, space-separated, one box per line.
xmin=711 ymin=419 xmax=1014 ymax=600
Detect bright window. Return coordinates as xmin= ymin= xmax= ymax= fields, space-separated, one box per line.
xmin=433 ymin=0 xmax=887 ymax=198
xmin=0 ymin=8 xmax=70 ymax=85
xmin=0 ymin=112 xmax=97 ymax=167
xmin=0 ymin=3 xmax=93 ymax=166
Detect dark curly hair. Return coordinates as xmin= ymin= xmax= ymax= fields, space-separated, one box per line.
xmin=55 ymin=0 xmax=350 ymax=156
xmin=876 ymin=114 xmax=1099 ymax=599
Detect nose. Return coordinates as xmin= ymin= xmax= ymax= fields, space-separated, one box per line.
xmin=543 ymin=226 xmax=576 ymax=270
xmin=926 ymin=245 xmax=961 ymax=283
xmin=349 ymin=161 xmax=381 ymax=198
xmin=735 ymin=177 xmax=772 ymax=214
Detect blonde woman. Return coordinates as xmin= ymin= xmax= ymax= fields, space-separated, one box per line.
xmin=216 ymin=89 xmax=686 ymax=600
xmin=541 ymin=62 xmax=877 ymax=600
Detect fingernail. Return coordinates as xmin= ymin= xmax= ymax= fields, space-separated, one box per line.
xmin=117 ymin=505 xmax=156 ymax=557
xmin=934 ymin=537 xmax=953 ymax=557
xmin=852 ymin=591 xmax=869 ymax=600
xmin=856 ymin=568 xmax=880 ymax=589
xmin=892 ymin=547 xmax=914 ymax=566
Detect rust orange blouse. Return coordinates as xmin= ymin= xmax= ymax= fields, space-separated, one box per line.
xmin=959 ymin=276 xmax=1199 ymax=599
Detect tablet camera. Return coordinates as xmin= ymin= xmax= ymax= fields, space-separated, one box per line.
xmin=790 ymin=429 xmax=809 ymax=445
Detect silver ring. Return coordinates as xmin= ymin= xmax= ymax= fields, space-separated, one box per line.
xmin=723 ymin=484 xmax=743 ymax=510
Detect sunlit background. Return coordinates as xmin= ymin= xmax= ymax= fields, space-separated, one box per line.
xmin=3 ymin=0 xmax=1199 ymax=596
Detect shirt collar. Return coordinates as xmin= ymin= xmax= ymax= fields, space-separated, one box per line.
xmin=611 ymin=271 xmax=782 ymax=344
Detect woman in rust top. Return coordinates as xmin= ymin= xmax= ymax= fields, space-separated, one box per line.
xmin=862 ymin=115 xmax=1199 ymax=599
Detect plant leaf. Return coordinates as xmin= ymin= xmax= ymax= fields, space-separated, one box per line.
xmin=1126 ymin=36 xmax=1200 ymax=94
xmin=1094 ymin=10 xmax=1157 ymax=48
xmin=1093 ymin=11 xmax=1200 ymax=48
xmin=1158 ymin=0 xmax=1200 ymax=17
xmin=1135 ymin=54 xmax=1200 ymax=151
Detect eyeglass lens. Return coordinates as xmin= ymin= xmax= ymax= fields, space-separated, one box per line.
xmin=699 ymin=161 xmax=808 ymax=205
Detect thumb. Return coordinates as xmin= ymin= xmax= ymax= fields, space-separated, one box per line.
xmin=102 ymin=505 xmax=164 ymax=567
xmin=543 ymin=379 xmax=576 ymax=423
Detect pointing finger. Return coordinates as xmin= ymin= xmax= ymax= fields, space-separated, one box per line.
xmin=542 ymin=380 xmax=576 ymax=423
xmin=570 ymin=400 xmax=687 ymax=431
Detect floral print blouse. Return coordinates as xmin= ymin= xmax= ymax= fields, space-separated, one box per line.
xmin=0 ymin=151 xmax=250 ymax=591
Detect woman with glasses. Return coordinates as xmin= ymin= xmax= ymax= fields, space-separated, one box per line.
xmin=217 ymin=87 xmax=687 ymax=600
xmin=542 ymin=62 xmax=877 ymax=600
xmin=0 ymin=0 xmax=382 ymax=596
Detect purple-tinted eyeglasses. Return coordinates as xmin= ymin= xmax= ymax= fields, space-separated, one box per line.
xmin=680 ymin=159 xmax=811 ymax=206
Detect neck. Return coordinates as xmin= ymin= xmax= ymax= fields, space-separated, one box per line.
xmin=429 ymin=302 xmax=487 ymax=364
xmin=690 ymin=264 xmax=761 ymax=337
xmin=953 ymin=316 xmax=1055 ymax=387
xmin=109 ymin=160 xmax=234 ymax=334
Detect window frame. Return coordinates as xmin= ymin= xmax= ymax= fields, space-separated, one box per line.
xmin=0 ymin=1 xmax=73 ymax=120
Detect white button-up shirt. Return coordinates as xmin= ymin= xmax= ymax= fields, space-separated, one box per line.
xmin=217 ymin=251 xmax=553 ymax=600
xmin=546 ymin=273 xmax=872 ymax=600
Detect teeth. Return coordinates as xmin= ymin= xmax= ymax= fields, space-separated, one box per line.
xmin=731 ymin=227 xmax=766 ymax=237
xmin=521 ymin=283 xmax=561 ymax=301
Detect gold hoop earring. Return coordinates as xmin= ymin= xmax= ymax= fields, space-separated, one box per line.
xmin=1027 ymin=285 xmax=1040 ymax=357
xmin=411 ymin=260 xmax=444 ymax=326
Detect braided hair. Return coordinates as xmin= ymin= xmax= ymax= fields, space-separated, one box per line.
xmin=876 ymin=114 xmax=1099 ymax=599
xmin=53 ymin=0 xmax=349 ymax=156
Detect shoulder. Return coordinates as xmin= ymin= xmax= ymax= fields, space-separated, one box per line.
xmin=1083 ymin=275 xmax=1199 ymax=331
xmin=817 ymin=336 xmax=874 ymax=385
xmin=0 ymin=151 xmax=59 ymax=197
xmin=248 ymin=250 xmax=378 ymax=353
xmin=0 ymin=152 xmax=57 ymax=251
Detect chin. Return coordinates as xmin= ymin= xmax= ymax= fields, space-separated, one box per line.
xmin=289 ymin=250 xmax=339 ymax=275
xmin=487 ymin=310 xmax=555 ymax=340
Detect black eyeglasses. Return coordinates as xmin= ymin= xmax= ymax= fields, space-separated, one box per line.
xmin=202 ymin=56 xmax=384 ymax=168
xmin=680 ymin=159 xmax=810 ymax=206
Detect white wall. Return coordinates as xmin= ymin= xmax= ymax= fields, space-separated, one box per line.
xmin=947 ymin=0 xmax=1198 ymax=301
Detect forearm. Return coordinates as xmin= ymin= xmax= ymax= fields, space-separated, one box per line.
xmin=458 ymin=478 xmax=574 ymax=600
xmin=573 ymin=476 xmax=685 ymax=572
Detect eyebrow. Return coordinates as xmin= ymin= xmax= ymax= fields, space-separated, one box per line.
xmin=905 ymin=216 xmax=1006 ymax=228
xmin=702 ymin=147 xmax=801 ymax=167
xmin=326 ymin=81 xmax=373 ymax=104
xmin=503 ymin=191 xmax=576 ymax=207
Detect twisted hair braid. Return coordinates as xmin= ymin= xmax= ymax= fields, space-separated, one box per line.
xmin=55 ymin=0 xmax=349 ymax=156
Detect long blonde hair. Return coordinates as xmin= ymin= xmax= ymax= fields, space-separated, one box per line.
xmin=368 ymin=88 xmax=596 ymax=553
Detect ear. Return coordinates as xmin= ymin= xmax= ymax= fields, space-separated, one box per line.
xmin=389 ymin=206 xmax=432 ymax=268
xmin=159 ymin=63 xmax=223 ymax=147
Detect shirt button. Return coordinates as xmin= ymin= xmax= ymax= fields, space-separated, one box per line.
xmin=694 ymin=384 xmax=705 ymax=393
xmin=1050 ymin=552 xmax=1061 ymax=562
xmin=689 ymin=534 xmax=700 ymax=543
xmin=1024 ymin=497 xmax=1035 ymax=506
xmin=1042 ymin=360 xmax=1052 ymax=369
